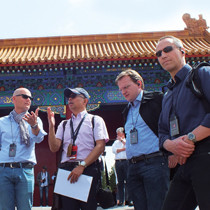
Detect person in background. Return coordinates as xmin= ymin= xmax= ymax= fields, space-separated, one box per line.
xmin=37 ymin=166 xmax=50 ymax=206
xmin=47 ymin=87 xmax=109 ymax=210
xmin=156 ymin=35 xmax=210 ymax=210
xmin=0 ymin=87 xmax=47 ymax=210
xmin=112 ymin=127 xmax=133 ymax=207
xmin=115 ymin=69 xmax=169 ymax=210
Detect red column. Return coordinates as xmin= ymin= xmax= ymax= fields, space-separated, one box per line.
xmin=65 ymin=104 xmax=72 ymax=119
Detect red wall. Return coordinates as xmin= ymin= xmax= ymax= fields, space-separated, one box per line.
xmin=33 ymin=110 xmax=62 ymax=206
xmin=34 ymin=138 xmax=57 ymax=206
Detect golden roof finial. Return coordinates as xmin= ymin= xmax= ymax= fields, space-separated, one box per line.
xmin=182 ymin=13 xmax=209 ymax=35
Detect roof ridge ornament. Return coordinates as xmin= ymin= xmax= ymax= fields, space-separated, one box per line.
xmin=182 ymin=13 xmax=209 ymax=35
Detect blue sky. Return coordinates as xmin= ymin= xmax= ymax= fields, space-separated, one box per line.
xmin=1 ymin=0 xmax=209 ymax=39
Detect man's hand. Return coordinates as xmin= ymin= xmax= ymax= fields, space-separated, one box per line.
xmin=168 ymin=154 xmax=187 ymax=167
xmin=47 ymin=107 xmax=55 ymax=128
xmin=164 ymin=136 xmax=195 ymax=157
xmin=182 ymin=135 xmax=196 ymax=145
xmin=177 ymin=156 xmax=187 ymax=165
xmin=23 ymin=107 xmax=39 ymax=126
xmin=168 ymin=155 xmax=178 ymax=168
xmin=67 ymin=166 xmax=85 ymax=183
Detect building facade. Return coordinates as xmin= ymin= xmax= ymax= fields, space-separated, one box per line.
xmin=0 ymin=13 xmax=209 ymax=206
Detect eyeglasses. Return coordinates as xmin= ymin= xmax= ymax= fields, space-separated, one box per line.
xmin=68 ymin=93 xmax=85 ymax=99
xmin=156 ymin=46 xmax=174 ymax=57
xmin=15 ymin=94 xmax=33 ymax=101
xmin=119 ymin=84 xmax=131 ymax=92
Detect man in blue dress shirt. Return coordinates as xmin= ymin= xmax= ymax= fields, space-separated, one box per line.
xmin=115 ymin=70 xmax=169 ymax=210
xmin=0 ymin=88 xmax=47 ymax=210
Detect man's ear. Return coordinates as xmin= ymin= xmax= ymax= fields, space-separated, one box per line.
xmin=12 ymin=96 xmax=15 ymax=104
xmin=180 ymin=48 xmax=185 ymax=55
xmin=84 ymin=98 xmax=89 ymax=105
xmin=137 ymin=81 xmax=142 ymax=88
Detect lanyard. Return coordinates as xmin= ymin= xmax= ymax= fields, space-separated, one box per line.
xmin=70 ymin=113 xmax=87 ymax=145
xmin=130 ymin=102 xmax=140 ymax=129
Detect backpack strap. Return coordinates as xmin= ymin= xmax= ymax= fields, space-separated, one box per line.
xmin=92 ymin=115 xmax=95 ymax=130
xmin=91 ymin=115 xmax=96 ymax=145
xmin=186 ymin=62 xmax=210 ymax=113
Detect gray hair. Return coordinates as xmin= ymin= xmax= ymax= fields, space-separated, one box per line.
xmin=116 ymin=127 xmax=124 ymax=133
xmin=157 ymin=35 xmax=183 ymax=48
xmin=13 ymin=88 xmax=31 ymax=96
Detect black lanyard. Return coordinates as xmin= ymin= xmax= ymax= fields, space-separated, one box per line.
xmin=70 ymin=113 xmax=87 ymax=145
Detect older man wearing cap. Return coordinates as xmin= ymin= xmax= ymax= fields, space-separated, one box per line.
xmin=47 ymin=87 xmax=109 ymax=210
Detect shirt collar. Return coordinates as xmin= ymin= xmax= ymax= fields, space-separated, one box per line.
xmin=129 ymin=90 xmax=143 ymax=107
xmin=167 ymin=64 xmax=192 ymax=90
xmin=71 ymin=110 xmax=87 ymax=120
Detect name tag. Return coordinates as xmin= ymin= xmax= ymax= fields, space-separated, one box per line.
xmin=170 ymin=115 xmax=180 ymax=137
xmin=130 ymin=128 xmax=138 ymax=144
xmin=70 ymin=145 xmax=78 ymax=160
xmin=9 ymin=143 xmax=16 ymax=157
xmin=67 ymin=144 xmax=72 ymax=157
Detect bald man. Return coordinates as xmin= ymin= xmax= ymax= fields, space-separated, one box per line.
xmin=0 ymin=88 xmax=47 ymax=210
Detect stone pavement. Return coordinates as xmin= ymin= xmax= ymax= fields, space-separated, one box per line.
xmin=31 ymin=205 xmax=201 ymax=210
xmin=31 ymin=205 xmax=134 ymax=210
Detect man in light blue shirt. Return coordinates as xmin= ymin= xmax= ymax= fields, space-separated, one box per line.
xmin=0 ymin=87 xmax=47 ymax=210
xmin=116 ymin=69 xmax=169 ymax=210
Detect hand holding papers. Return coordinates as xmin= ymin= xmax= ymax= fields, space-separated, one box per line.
xmin=54 ymin=168 xmax=93 ymax=202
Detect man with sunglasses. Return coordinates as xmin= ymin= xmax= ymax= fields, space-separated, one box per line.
xmin=156 ymin=36 xmax=210 ymax=210
xmin=0 ymin=87 xmax=47 ymax=210
xmin=47 ymin=87 xmax=109 ymax=210
xmin=115 ymin=69 xmax=169 ymax=210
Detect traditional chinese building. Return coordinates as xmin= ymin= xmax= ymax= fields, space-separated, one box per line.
xmin=0 ymin=13 xmax=209 ymax=206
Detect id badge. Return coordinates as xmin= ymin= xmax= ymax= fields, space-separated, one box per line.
xmin=9 ymin=143 xmax=16 ymax=157
xmin=67 ymin=144 xmax=72 ymax=157
xmin=170 ymin=115 xmax=180 ymax=137
xmin=70 ymin=145 xmax=78 ymax=160
xmin=130 ymin=128 xmax=138 ymax=144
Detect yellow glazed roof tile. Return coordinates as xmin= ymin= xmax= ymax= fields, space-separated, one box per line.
xmin=0 ymin=14 xmax=209 ymax=65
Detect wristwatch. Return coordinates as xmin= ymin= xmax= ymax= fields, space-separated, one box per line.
xmin=187 ymin=132 xmax=197 ymax=143
xmin=31 ymin=123 xmax=38 ymax=129
xmin=79 ymin=161 xmax=87 ymax=168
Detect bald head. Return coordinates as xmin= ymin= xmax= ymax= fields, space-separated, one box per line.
xmin=13 ymin=88 xmax=32 ymax=97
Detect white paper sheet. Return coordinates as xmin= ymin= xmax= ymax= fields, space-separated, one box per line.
xmin=54 ymin=168 xmax=93 ymax=202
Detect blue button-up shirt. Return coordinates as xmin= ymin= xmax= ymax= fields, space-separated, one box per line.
xmin=0 ymin=113 xmax=47 ymax=164
xmin=125 ymin=91 xmax=159 ymax=159
xmin=159 ymin=64 xmax=210 ymax=148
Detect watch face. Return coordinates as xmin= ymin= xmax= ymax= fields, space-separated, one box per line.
xmin=188 ymin=133 xmax=194 ymax=140
xmin=188 ymin=133 xmax=196 ymax=142
xmin=80 ymin=161 xmax=86 ymax=167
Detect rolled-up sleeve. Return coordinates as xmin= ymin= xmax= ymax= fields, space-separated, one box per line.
xmin=94 ymin=116 xmax=109 ymax=141
xmin=30 ymin=117 xmax=47 ymax=143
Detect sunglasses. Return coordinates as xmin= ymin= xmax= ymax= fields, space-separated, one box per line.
xmin=68 ymin=93 xmax=85 ymax=99
xmin=15 ymin=94 xmax=33 ymax=101
xmin=156 ymin=46 xmax=174 ymax=57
